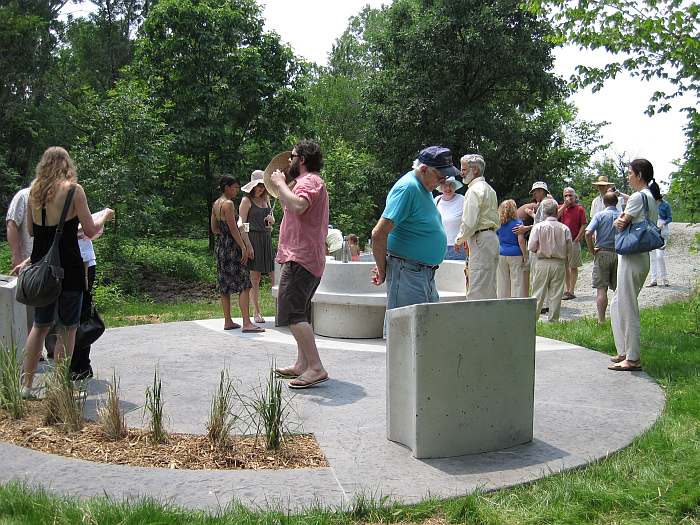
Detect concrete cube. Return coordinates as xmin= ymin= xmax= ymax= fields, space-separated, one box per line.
xmin=386 ymin=298 xmax=536 ymax=458
xmin=0 ymin=275 xmax=29 ymax=353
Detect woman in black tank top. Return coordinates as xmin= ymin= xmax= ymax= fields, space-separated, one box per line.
xmin=19 ymin=147 xmax=99 ymax=399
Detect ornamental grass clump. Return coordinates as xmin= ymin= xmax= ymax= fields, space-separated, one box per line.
xmin=0 ymin=343 xmax=25 ymax=419
xmin=247 ymin=366 xmax=294 ymax=450
xmin=42 ymin=358 xmax=85 ymax=432
xmin=206 ymin=370 xmax=239 ymax=449
xmin=144 ymin=368 xmax=168 ymax=444
xmin=98 ymin=371 xmax=126 ymax=440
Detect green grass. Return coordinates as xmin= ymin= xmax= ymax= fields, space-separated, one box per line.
xmin=1 ymin=298 xmax=699 ymax=524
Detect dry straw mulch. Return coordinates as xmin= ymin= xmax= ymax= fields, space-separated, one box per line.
xmin=0 ymin=403 xmax=327 ymax=470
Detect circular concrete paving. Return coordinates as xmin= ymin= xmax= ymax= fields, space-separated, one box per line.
xmin=0 ymin=319 xmax=665 ymax=511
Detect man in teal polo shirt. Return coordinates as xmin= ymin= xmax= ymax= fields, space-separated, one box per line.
xmin=371 ymin=146 xmax=458 ymax=313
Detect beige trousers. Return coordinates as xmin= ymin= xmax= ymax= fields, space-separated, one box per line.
xmin=610 ymin=252 xmax=650 ymax=362
xmin=466 ymin=230 xmax=499 ymax=300
xmin=497 ymin=255 xmax=526 ymax=298
xmin=531 ymin=258 xmax=565 ymax=322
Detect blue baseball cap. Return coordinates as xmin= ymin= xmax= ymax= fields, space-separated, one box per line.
xmin=417 ymin=146 xmax=460 ymax=179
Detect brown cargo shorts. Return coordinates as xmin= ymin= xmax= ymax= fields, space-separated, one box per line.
xmin=276 ymin=261 xmax=321 ymax=326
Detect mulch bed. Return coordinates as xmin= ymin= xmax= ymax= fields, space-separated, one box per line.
xmin=0 ymin=403 xmax=328 ymax=470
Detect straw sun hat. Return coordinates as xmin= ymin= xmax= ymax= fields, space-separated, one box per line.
xmin=262 ymin=150 xmax=292 ymax=198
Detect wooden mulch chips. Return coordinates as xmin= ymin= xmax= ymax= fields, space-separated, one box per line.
xmin=0 ymin=403 xmax=327 ymax=470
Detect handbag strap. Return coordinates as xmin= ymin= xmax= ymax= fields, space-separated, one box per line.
xmin=55 ymin=186 xmax=77 ymax=237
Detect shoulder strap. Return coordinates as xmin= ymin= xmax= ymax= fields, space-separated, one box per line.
xmin=640 ymin=191 xmax=650 ymax=220
xmin=55 ymin=186 xmax=77 ymax=236
xmin=436 ymin=195 xmax=443 ymax=205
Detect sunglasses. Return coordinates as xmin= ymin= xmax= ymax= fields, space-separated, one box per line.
xmin=289 ymin=153 xmax=301 ymax=161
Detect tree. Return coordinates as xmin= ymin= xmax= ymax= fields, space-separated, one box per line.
xmin=532 ymin=0 xmax=700 ymax=117
xmin=322 ymin=0 xmax=606 ymax=205
xmin=135 ymin=0 xmax=305 ymax=244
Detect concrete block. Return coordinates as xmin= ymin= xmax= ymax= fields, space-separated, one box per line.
xmin=0 ymin=275 xmax=29 ymax=353
xmin=386 ymin=298 xmax=536 ymax=458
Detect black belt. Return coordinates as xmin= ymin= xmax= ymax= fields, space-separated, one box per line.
xmin=597 ymin=247 xmax=615 ymax=252
xmin=387 ymin=254 xmax=439 ymax=270
xmin=475 ymin=227 xmax=496 ymax=234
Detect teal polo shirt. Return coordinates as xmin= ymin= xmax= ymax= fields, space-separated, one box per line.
xmin=382 ymin=170 xmax=447 ymax=266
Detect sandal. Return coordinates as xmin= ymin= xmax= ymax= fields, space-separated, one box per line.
xmin=610 ymin=355 xmax=626 ymax=363
xmin=254 ymin=314 xmax=266 ymax=324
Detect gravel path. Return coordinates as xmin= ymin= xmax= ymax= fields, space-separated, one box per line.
xmin=558 ymin=222 xmax=700 ymax=321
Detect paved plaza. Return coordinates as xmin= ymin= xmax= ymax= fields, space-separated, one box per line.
xmin=0 ymin=319 xmax=665 ymax=511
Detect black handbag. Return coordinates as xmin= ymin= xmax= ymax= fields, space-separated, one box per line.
xmin=75 ymin=302 xmax=105 ymax=349
xmin=15 ymin=187 xmax=76 ymax=307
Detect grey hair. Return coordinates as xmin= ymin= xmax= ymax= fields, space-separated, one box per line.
xmin=542 ymin=198 xmax=558 ymax=217
xmin=460 ymin=154 xmax=485 ymax=176
xmin=563 ymin=186 xmax=576 ymax=196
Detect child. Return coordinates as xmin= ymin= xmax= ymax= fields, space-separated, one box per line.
xmin=347 ymin=233 xmax=360 ymax=261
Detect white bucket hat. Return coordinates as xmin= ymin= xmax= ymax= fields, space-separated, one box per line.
xmin=241 ymin=170 xmax=266 ymax=193
xmin=529 ymin=181 xmax=549 ymax=194
xmin=438 ymin=176 xmax=463 ymax=192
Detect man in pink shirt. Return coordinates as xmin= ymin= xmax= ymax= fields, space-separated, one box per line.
xmin=558 ymin=187 xmax=587 ymax=300
xmin=271 ymin=140 xmax=330 ymax=389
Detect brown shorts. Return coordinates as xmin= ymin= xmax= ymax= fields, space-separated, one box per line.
xmin=276 ymin=261 xmax=321 ymax=326
xmin=592 ymin=250 xmax=618 ymax=290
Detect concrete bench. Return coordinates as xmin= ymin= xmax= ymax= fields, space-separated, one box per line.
xmin=386 ymin=298 xmax=536 ymax=458
xmin=272 ymin=259 xmax=466 ymax=339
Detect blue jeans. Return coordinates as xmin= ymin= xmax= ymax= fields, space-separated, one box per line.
xmin=386 ymin=255 xmax=439 ymax=311
xmin=444 ymin=245 xmax=467 ymax=261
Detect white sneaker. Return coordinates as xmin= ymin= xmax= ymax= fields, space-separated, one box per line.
xmin=662 ymin=280 xmax=670 ymax=287
xmin=20 ymin=386 xmax=37 ymax=400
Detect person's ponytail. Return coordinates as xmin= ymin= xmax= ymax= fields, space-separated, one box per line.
xmin=648 ymin=179 xmax=662 ymax=200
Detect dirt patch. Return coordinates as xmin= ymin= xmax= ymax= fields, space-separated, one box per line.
xmin=137 ymin=270 xmax=218 ymax=303
xmin=0 ymin=403 xmax=327 ymax=470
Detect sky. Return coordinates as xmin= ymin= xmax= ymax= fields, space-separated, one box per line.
xmin=63 ymin=0 xmax=688 ymax=187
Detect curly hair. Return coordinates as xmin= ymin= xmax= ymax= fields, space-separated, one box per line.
xmin=498 ymin=199 xmax=517 ymax=225
xmin=30 ymin=147 xmax=77 ymax=208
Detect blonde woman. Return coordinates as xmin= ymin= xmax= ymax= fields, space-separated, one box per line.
xmin=496 ymin=199 xmax=528 ymax=298
xmin=16 ymin=147 xmax=99 ymax=399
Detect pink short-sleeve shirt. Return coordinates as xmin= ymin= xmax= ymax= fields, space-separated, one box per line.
xmin=276 ymin=173 xmax=329 ymax=278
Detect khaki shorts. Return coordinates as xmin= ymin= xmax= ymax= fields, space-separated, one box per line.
xmin=592 ymin=250 xmax=618 ymax=290
xmin=568 ymin=242 xmax=583 ymax=268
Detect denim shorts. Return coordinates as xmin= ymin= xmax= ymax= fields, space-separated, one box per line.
xmin=386 ymin=255 xmax=440 ymax=311
xmin=34 ymin=290 xmax=83 ymax=328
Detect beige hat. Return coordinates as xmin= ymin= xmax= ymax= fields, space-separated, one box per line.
xmin=262 ymin=151 xmax=292 ymax=198
xmin=530 ymin=181 xmax=549 ymax=193
xmin=592 ymin=175 xmax=614 ymax=186
xmin=241 ymin=170 xmax=265 ymax=193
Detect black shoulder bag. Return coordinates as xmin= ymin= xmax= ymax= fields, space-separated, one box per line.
xmin=15 ymin=186 xmax=76 ymax=307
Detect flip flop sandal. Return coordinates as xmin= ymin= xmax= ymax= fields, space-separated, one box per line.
xmin=274 ymin=368 xmax=299 ymax=379
xmin=289 ymin=376 xmax=329 ymax=389
xmin=254 ymin=314 xmax=266 ymax=324
xmin=242 ymin=326 xmax=265 ymax=333
xmin=608 ymin=362 xmax=642 ymax=371
xmin=224 ymin=323 xmax=241 ymax=330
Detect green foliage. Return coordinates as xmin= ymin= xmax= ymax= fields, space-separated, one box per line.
xmin=322 ymin=140 xmax=384 ymax=240
xmin=321 ymin=0 xmax=606 ymax=204
xmin=144 ymin=368 xmax=168 ymax=444
xmin=71 ymin=79 xmax=176 ymax=238
xmin=136 ymin=0 xmax=306 ymax=239
xmin=0 ymin=343 xmax=25 ymax=419
xmin=97 ymin=371 xmax=127 ymax=441
xmin=42 ymin=356 xmax=86 ymax=433
xmin=534 ymin=0 xmax=700 ymax=118
xmin=206 ymin=370 xmax=238 ymax=450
